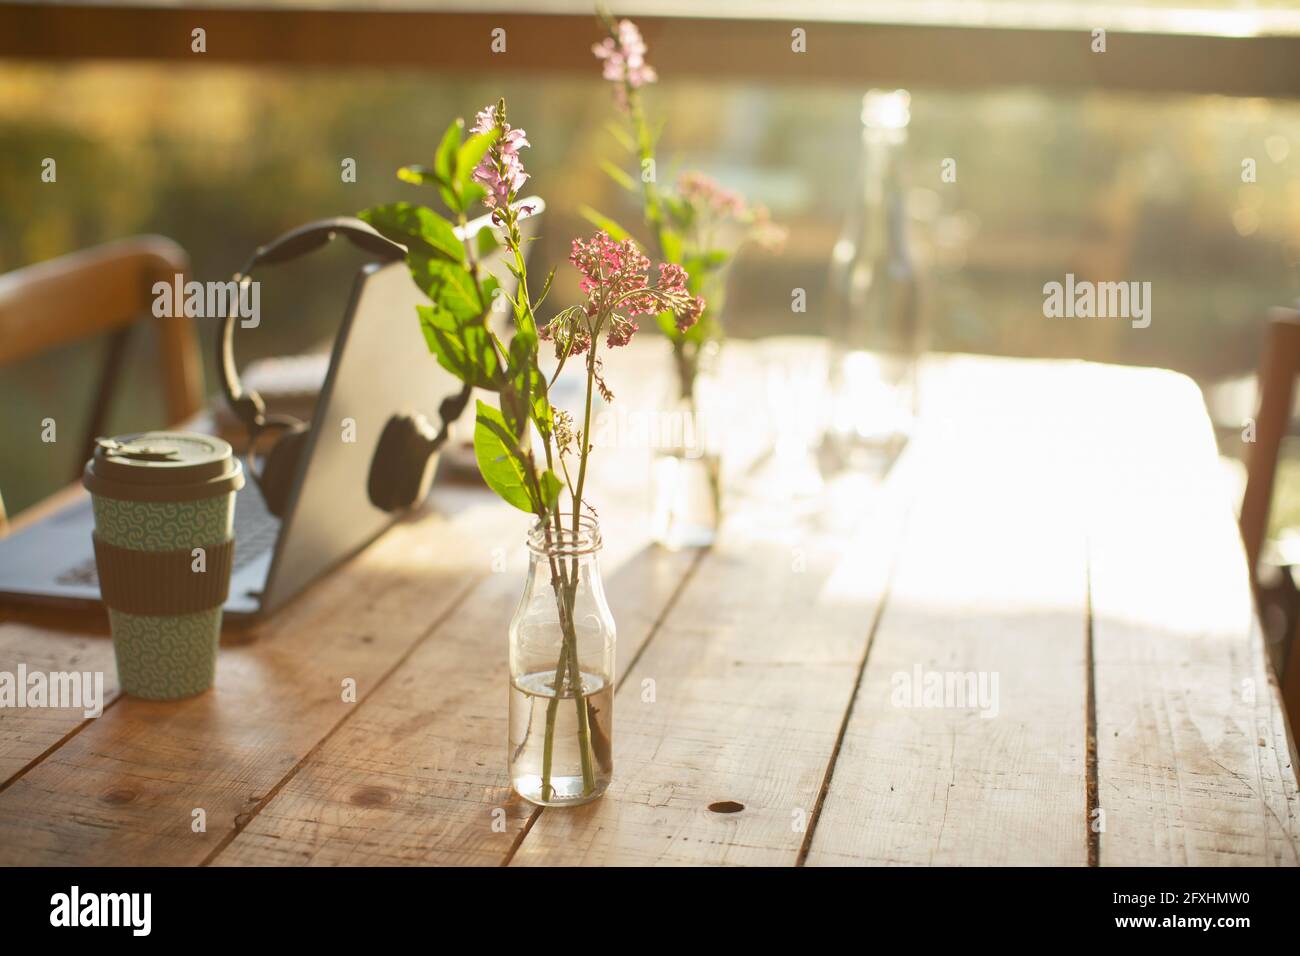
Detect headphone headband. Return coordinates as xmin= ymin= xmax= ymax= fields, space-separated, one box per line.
xmin=218 ymin=218 xmax=408 ymax=434
xmin=235 ymin=217 xmax=407 ymax=277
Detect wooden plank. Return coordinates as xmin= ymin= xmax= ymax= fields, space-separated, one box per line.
xmin=0 ymin=623 xmax=120 ymax=786
xmin=803 ymin=358 xmax=1090 ymax=866
xmin=209 ymin=342 xmax=765 ymax=865
xmin=1086 ymin=365 xmax=1300 ymax=865
xmin=1 ymin=486 xmax=117 ymax=787
xmin=0 ymin=486 xmax=522 ymax=865
xmin=1 ymin=482 xmax=117 ymax=782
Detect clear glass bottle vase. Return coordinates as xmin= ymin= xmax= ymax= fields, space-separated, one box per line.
xmin=651 ymin=341 xmax=723 ymax=550
xmin=826 ymin=89 xmax=923 ymax=465
xmin=508 ymin=514 xmax=615 ymax=806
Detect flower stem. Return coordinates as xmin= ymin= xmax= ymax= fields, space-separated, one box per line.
xmin=627 ymin=90 xmax=665 ymax=261
xmin=538 ymin=536 xmax=597 ymax=800
xmin=539 ymin=568 xmax=571 ymax=802
xmin=541 ymin=350 xmax=603 ymax=799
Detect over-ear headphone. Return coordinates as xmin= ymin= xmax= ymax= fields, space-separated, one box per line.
xmin=217 ymin=217 xmax=472 ymax=518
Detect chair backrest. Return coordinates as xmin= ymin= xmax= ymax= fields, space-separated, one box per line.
xmin=0 ymin=236 xmax=202 ymax=526
xmin=1240 ymin=307 xmax=1300 ymax=580
xmin=1239 ymin=307 xmax=1300 ymax=737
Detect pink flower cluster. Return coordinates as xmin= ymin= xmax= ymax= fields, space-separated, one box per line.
xmin=470 ymin=103 xmax=529 ymax=210
xmin=592 ymin=19 xmax=657 ymax=110
xmin=749 ymin=203 xmax=789 ymax=252
xmin=677 ymin=172 xmax=746 ymax=218
xmin=655 ymin=263 xmax=704 ymax=332
xmin=676 ymin=171 xmax=788 ymax=252
xmin=540 ymin=232 xmax=704 ymax=355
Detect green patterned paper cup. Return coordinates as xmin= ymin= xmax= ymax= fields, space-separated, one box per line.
xmin=83 ymin=432 xmax=244 ymax=700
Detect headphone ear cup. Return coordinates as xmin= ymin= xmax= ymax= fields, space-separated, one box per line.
xmin=259 ymin=427 xmax=309 ymax=518
xmin=369 ymin=413 xmax=439 ymax=512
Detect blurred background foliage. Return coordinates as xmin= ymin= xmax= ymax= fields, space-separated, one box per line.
xmin=1 ymin=60 xmax=1299 ymax=512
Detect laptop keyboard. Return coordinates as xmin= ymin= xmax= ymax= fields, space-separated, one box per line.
xmin=55 ymin=489 xmax=281 ymax=587
xmin=230 ymin=490 xmax=281 ymax=570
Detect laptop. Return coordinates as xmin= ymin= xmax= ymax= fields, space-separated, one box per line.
xmin=0 ymin=201 xmax=542 ymax=623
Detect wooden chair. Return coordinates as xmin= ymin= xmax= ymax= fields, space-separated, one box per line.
xmin=0 ymin=237 xmax=203 ymax=529
xmin=1240 ymin=306 xmax=1300 ymax=735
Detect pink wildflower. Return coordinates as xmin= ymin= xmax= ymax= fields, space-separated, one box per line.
xmin=677 ymin=171 xmax=746 ymax=218
xmin=539 ymin=311 xmax=592 ymax=357
xmin=657 ymin=262 xmax=689 ymax=295
xmin=570 ymin=232 xmax=652 ymax=314
xmin=552 ymin=232 xmax=704 ymax=348
xmin=592 ymin=18 xmax=657 ymax=110
xmin=469 ymin=103 xmax=529 ymax=210
xmin=749 ymin=203 xmax=789 ymax=252
xmin=604 ymin=314 xmax=639 ymax=348
xmin=655 ymin=262 xmax=704 ymax=331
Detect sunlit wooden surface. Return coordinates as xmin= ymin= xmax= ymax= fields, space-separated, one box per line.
xmin=1 ymin=339 xmax=1296 ymax=866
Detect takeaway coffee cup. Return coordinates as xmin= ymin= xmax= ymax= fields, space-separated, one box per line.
xmin=82 ymin=432 xmax=244 ymax=700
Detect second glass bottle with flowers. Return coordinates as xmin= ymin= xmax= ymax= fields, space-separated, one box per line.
xmin=361 ymin=100 xmax=705 ymax=805
xmin=587 ymin=14 xmax=786 ymax=550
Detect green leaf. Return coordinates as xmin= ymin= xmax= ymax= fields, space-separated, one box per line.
xmin=434 ymin=120 xmax=463 ymax=187
xmin=650 ymin=115 xmax=667 ymax=148
xmin=475 ymin=223 xmax=501 ymax=261
xmin=578 ymin=205 xmax=632 ymax=242
xmin=396 ymin=164 xmax=439 ymax=186
xmin=654 ymin=308 xmax=682 ymax=341
xmin=360 ymin=203 xmax=464 ymax=265
xmin=599 ymin=159 xmax=637 ymax=193
xmin=533 ymin=266 xmax=557 ymax=311
xmin=417 ymin=303 xmax=499 ymax=389
xmin=474 ymin=400 xmax=537 ymax=513
xmin=435 ymin=257 xmax=485 ymax=317
xmin=662 ymin=193 xmax=694 ymax=231
xmin=538 ymin=469 xmax=563 ymax=511
xmin=508 ymin=331 xmax=551 ymax=441
xmin=480 ymin=272 xmax=501 ymax=314
xmin=406 ymin=255 xmax=483 ymax=321
xmin=417 ymin=304 xmax=468 ymax=378
xmin=660 ymin=226 xmax=684 ymax=264
xmin=605 ymin=120 xmax=635 ymax=153
xmin=684 ymin=250 xmax=729 ymax=275
xmin=682 ymin=251 xmax=729 ymax=302
xmin=455 ymin=129 xmax=499 ymax=195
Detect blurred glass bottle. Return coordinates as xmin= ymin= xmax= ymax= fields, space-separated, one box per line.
xmin=826 ymin=89 xmax=922 ymax=465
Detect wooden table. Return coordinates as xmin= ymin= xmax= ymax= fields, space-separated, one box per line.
xmin=1 ymin=340 xmax=1297 ymax=866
